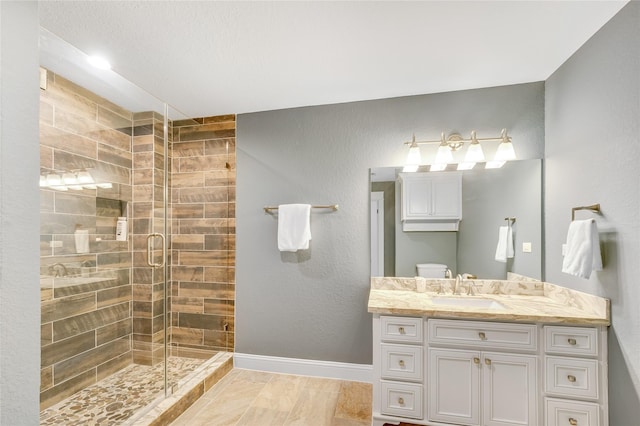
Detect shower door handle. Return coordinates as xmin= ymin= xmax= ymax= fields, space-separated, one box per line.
xmin=146 ymin=233 xmax=165 ymax=268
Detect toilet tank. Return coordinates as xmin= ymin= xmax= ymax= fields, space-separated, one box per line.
xmin=416 ymin=263 xmax=448 ymax=278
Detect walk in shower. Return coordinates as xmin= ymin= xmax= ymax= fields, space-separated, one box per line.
xmin=38 ymin=29 xmax=235 ymax=424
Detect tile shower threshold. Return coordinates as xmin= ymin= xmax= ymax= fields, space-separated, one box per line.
xmin=40 ymin=352 xmax=233 ymax=426
xmin=127 ymin=352 xmax=233 ymax=425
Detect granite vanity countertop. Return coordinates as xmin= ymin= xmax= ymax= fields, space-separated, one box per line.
xmin=368 ymin=277 xmax=610 ymax=326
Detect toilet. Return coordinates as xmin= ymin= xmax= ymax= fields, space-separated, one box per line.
xmin=416 ymin=263 xmax=448 ymax=278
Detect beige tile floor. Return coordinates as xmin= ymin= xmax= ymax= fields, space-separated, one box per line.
xmin=171 ymin=369 xmax=373 ymax=426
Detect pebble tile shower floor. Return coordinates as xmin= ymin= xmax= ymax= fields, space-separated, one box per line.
xmin=40 ymin=357 xmax=207 ymax=425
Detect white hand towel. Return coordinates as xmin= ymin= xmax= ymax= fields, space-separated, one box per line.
xmin=494 ymin=225 xmax=514 ymax=263
xmin=562 ymin=219 xmax=602 ymax=279
xmin=277 ymin=204 xmax=312 ymax=252
xmin=74 ymin=229 xmax=90 ymax=254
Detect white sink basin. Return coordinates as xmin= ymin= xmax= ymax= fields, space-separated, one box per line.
xmin=431 ymin=296 xmax=507 ymax=310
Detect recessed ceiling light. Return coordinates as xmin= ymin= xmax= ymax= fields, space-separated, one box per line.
xmin=87 ymin=55 xmax=111 ymax=70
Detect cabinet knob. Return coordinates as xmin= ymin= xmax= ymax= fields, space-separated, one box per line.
xmin=484 ymin=358 xmax=492 ymax=366
xmin=568 ymin=338 xmax=577 ymax=345
xmin=398 ymin=327 xmax=405 ymax=335
xmin=398 ymin=359 xmax=405 ymax=367
xmin=398 ymin=397 xmax=405 ymax=406
xmin=473 ymin=357 xmax=480 ymax=365
xmin=478 ymin=332 xmax=487 ymax=340
xmin=567 ymin=374 xmax=577 ymax=383
xmin=569 ymin=418 xmax=578 ymax=425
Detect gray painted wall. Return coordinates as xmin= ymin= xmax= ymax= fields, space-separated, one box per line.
xmin=0 ymin=1 xmax=41 ymax=424
xmin=545 ymin=3 xmax=640 ymax=423
xmin=236 ymin=82 xmax=544 ymax=364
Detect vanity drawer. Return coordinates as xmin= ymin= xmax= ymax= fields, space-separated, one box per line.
xmin=380 ymin=316 xmax=423 ymax=344
xmin=545 ymin=356 xmax=599 ymax=399
xmin=380 ymin=381 xmax=423 ymax=419
xmin=428 ymin=319 xmax=537 ymax=351
xmin=545 ymin=326 xmax=598 ymax=356
xmin=381 ymin=344 xmax=423 ymax=382
xmin=545 ymin=397 xmax=600 ymax=426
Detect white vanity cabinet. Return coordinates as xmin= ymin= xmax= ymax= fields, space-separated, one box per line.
xmin=374 ymin=315 xmax=425 ymax=420
xmin=427 ymin=319 xmax=538 ymax=426
xmin=372 ymin=316 xmax=609 ymax=426
xmin=543 ymin=325 xmax=608 ymax=426
xmin=398 ymin=172 xmax=462 ymax=231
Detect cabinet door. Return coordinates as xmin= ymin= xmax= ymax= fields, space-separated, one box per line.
xmin=428 ymin=348 xmax=481 ymax=426
xmin=401 ymin=174 xmax=433 ymax=220
xmin=431 ymin=174 xmax=462 ymax=218
xmin=482 ymin=352 xmax=538 ymax=426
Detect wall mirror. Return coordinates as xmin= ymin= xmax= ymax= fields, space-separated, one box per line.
xmin=370 ymin=159 xmax=542 ymax=280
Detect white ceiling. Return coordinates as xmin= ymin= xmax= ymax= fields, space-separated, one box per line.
xmin=39 ymin=1 xmax=627 ymax=118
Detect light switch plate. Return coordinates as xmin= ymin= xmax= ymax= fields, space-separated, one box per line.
xmin=522 ymin=242 xmax=532 ymax=253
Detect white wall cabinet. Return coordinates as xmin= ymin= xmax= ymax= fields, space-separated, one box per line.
xmin=399 ymin=172 xmax=462 ymax=231
xmin=372 ymin=316 xmax=609 ymax=426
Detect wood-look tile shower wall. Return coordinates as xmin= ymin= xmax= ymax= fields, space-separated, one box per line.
xmin=170 ymin=116 xmax=236 ymax=356
xmin=39 ymin=70 xmax=134 ymax=410
xmin=39 ymin=68 xmax=236 ymax=409
xmin=131 ymin=111 xmax=169 ymax=366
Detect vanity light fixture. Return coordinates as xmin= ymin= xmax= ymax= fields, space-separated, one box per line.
xmin=494 ymin=128 xmax=516 ymax=162
xmin=402 ymin=128 xmax=516 ymax=171
xmin=458 ymin=131 xmax=485 ymax=170
xmin=402 ymin=135 xmax=421 ymax=172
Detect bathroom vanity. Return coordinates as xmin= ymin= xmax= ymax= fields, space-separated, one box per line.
xmin=368 ymin=277 xmax=610 ymax=426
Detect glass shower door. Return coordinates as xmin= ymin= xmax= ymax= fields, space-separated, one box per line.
xmin=38 ymin=28 xmax=171 ymax=423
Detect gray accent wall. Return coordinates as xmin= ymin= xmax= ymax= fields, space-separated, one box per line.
xmin=545 ymin=2 xmax=640 ymax=423
xmin=0 ymin=1 xmax=41 ymax=424
xmin=236 ymin=82 xmax=544 ymax=364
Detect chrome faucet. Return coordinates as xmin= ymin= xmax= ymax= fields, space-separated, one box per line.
xmin=49 ymin=263 xmax=68 ymax=277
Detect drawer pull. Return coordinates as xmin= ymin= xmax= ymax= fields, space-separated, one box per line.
xmin=398 ymin=359 xmax=405 ymax=367
xmin=473 ymin=357 xmax=480 ymax=365
xmin=567 ymin=374 xmax=577 ymax=383
xmin=568 ymin=338 xmax=577 ymax=345
xmin=398 ymin=397 xmax=405 ymax=406
xmin=484 ymin=358 xmax=492 ymax=366
xmin=478 ymin=332 xmax=487 ymax=340
xmin=398 ymin=327 xmax=405 ymax=335
xmin=569 ymin=418 xmax=578 ymax=425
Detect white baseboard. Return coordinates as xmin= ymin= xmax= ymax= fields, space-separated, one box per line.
xmin=233 ymin=353 xmax=373 ymax=383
